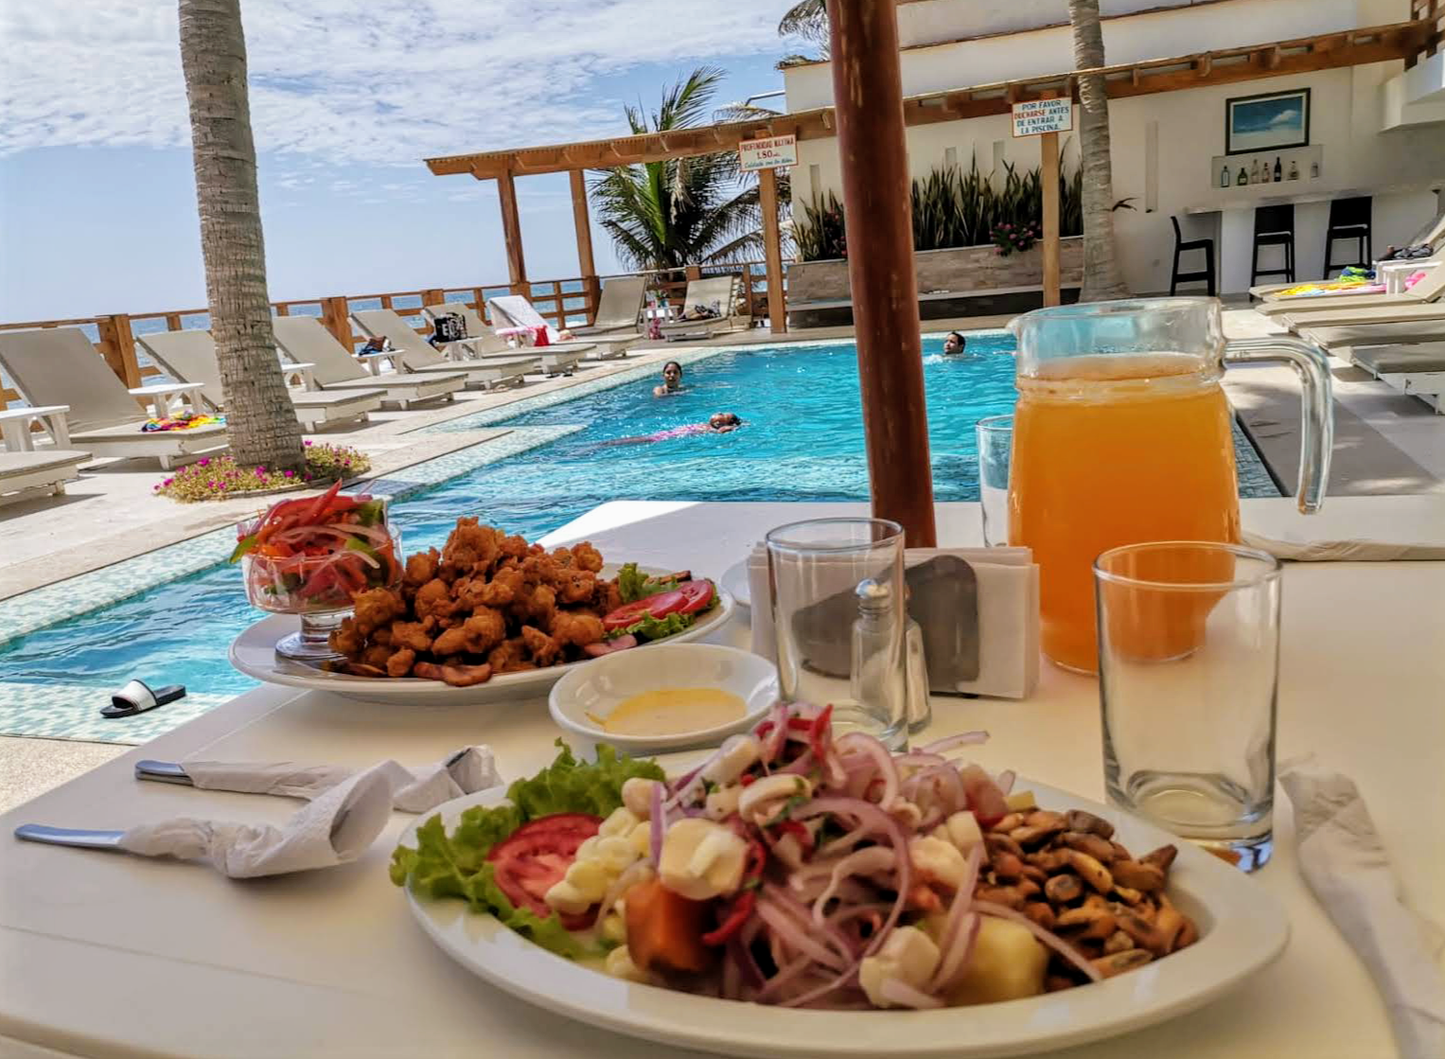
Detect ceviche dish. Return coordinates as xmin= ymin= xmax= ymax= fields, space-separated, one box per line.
xmin=392 ymin=706 xmax=1198 ymax=1009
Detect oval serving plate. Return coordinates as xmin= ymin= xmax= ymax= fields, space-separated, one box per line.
xmin=229 ymin=569 xmax=734 ymax=704
xmin=399 ymin=779 xmax=1288 ymax=1059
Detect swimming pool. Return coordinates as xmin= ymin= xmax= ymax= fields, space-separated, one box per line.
xmin=0 ymin=334 xmax=1281 ymax=740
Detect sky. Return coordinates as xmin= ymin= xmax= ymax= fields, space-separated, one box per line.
xmin=0 ymin=0 xmax=799 ymax=321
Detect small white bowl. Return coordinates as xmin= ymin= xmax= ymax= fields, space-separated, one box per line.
xmin=548 ymin=644 xmax=777 ymax=755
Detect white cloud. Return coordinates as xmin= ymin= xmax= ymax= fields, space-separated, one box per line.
xmin=1268 ymin=108 xmax=1301 ymax=128
xmin=0 ymin=0 xmax=786 ymax=163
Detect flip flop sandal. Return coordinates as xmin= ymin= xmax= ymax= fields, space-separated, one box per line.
xmin=101 ymin=679 xmax=186 ymax=719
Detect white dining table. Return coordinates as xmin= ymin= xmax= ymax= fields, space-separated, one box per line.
xmin=1 ymin=497 xmax=1442 ymax=1059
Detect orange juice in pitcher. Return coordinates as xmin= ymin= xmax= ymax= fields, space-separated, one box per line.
xmin=1005 ymin=299 xmax=1333 ymax=674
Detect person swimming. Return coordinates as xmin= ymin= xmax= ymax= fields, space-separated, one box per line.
xmin=943 ymin=331 xmax=967 ymax=355
xmin=653 ymin=360 xmax=685 ymax=397
xmin=599 ymin=412 xmax=743 ymax=447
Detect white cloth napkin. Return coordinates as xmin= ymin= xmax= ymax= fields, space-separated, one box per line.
xmin=117 ymin=761 xmax=398 ymax=878
xmin=1242 ymin=532 xmax=1445 ymax=562
xmin=747 ymin=544 xmax=1039 ymax=699
xmin=180 ymin=745 xmax=501 ymax=814
xmin=1280 ymin=761 xmax=1445 ymax=1059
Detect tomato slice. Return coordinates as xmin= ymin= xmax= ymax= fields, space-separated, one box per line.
xmin=675 ymin=579 xmax=715 ymax=615
xmin=602 ymin=589 xmax=687 ymax=632
xmin=486 ymin=813 xmax=602 ymax=926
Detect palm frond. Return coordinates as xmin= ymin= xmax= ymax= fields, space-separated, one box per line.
xmin=779 ymin=0 xmax=828 ymax=44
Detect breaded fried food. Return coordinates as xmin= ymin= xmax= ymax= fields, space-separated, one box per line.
xmin=404 ymin=547 xmax=440 ymax=589
xmin=431 ymin=608 xmax=507 ymax=657
xmin=329 ymin=617 xmax=366 ymax=657
xmin=549 ymin=610 xmax=605 ymax=649
xmin=386 ymin=648 xmax=416 ymax=677
xmin=594 ymin=578 xmax=623 ymax=616
xmin=570 ymin=542 xmax=604 ymax=573
xmin=555 ymin=568 xmax=597 ymax=604
xmin=413 ymin=578 xmax=455 ymax=622
xmin=520 ymin=624 xmax=560 ymax=666
xmin=487 ymin=637 xmax=533 ymax=673
xmin=440 ymin=518 xmax=501 ymax=574
xmin=388 ymin=621 xmax=433 ymax=653
xmin=361 ymin=642 xmax=396 ymax=670
xmin=352 ymin=588 xmax=406 ymax=635
xmin=458 ymin=564 xmax=523 ymax=609
xmin=413 ymin=661 xmax=493 ymax=687
xmin=514 ymin=583 xmax=557 ymax=626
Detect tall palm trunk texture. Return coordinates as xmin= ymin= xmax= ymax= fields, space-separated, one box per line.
xmin=178 ymin=0 xmax=304 ymax=471
xmin=1067 ymin=0 xmax=1130 ymax=301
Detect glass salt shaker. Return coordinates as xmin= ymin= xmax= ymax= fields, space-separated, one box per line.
xmin=850 ymin=579 xmax=910 ymax=749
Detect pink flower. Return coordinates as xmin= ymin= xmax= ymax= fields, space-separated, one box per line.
xmin=198 ymin=458 xmax=210 ymax=467
xmin=163 ymin=478 xmax=174 ymax=486
xmin=283 ymin=469 xmax=295 ymax=477
xmin=304 ymin=440 xmax=313 ymax=446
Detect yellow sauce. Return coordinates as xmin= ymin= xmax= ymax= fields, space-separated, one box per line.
xmin=591 ymin=687 xmax=746 ymax=736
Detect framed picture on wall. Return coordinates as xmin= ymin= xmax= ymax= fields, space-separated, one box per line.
xmin=1225 ymin=88 xmax=1310 ymax=155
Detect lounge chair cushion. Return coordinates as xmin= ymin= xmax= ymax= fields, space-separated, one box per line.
xmin=69 ymin=421 xmax=229 ymax=444
xmin=0 ymin=449 xmax=90 ymax=477
xmin=0 ymin=328 xmax=153 ymax=433
xmin=1353 ymin=344 xmax=1445 ymax=374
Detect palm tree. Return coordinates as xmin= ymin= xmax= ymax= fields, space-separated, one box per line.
xmin=778 ymin=0 xmax=829 ymax=64
xmin=591 ymin=66 xmax=787 ymax=270
xmin=1067 ymin=0 xmax=1130 ymax=301
xmin=178 ymin=0 xmax=304 ymax=472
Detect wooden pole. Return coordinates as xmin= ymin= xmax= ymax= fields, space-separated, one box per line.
xmin=758 ymin=167 xmax=788 ymax=334
xmin=497 ymin=170 xmax=529 ymax=296
xmin=826 ymin=0 xmax=936 ymax=547
xmin=568 ymin=170 xmax=600 ymax=323
xmin=319 ymin=296 xmax=354 ymax=351
xmin=96 ymin=314 xmax=141 ymax=389
xmin=1040 ymin=92 xmax=1062 ymax=308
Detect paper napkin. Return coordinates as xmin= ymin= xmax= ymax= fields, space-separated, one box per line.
xmin=180 ymin=745 xmax=501 ymax=814
xmin=1241 ymin=532 xmax=1445 ymax=562
xmin=1280 ymin=761 xmax=1445 ymax=1059
xmin=118 ymin=761 xmax=398 ymax=878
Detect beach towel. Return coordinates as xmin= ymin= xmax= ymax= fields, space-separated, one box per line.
xmin=141 ymin=412 xmax=225 ymax=433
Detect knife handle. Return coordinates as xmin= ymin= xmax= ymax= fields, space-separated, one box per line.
xmin=134 ymin=760 xmax=194 ymax=785
xmin=15 ymin=825 xmax=126 ymax=850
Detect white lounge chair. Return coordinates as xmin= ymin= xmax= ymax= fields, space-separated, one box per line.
xmin=1256 ymin=260 xmax=1445 ymax=318
xmin=487 ymin=296 xmax=634 ymax=358
xmin=418 ymin=304 xmax=587 ymax=376
xmin=572 ymin=276 xmax=647 ymax=337
xmin=659 ymin=275 xmax=750 ymax=339
xmin=270 ymin=317 xmax=465 ymax=410
xmin=0 ymin=328 xmax=228 ymax=469
xmin=1348 ymin=343 xmax=1445 ymax=414
xmin=350 ymin=309 xmax=544 ymax=387
xmin=136 ymin=330 xmax=381 ymax=430
xmin=0 ymin=405 xmax=90 ymax=505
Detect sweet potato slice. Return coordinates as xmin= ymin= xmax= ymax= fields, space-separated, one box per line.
xmin=624 ymin=877 xmax=712 ymax=974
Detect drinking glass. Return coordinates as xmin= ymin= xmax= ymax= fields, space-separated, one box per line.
xmin=974 ymin=414 xmax=1013 ymax=547
xmin=1095 ymin=541 xmax=1282 ymax=871
xmin=765 ymin=518 xmax=908 ymax=750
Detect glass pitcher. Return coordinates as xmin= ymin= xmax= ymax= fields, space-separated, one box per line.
xmin=1006 ymin=297 xmax=1332 ymax=674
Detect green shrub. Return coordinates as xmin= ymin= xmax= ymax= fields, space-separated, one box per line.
xmin=152 ymin=442 xmax=372 ymax=503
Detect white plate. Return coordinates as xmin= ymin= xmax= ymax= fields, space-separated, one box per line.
xmin=720 ymin=559 xmax=751 ymax=611
xmin=229 ymin=582 xmax=735 ymax=704
xmin=548 ymin=643 xmax=778 ymax=754
xmin=400 ymin=780 xmax=1288 ymax=1058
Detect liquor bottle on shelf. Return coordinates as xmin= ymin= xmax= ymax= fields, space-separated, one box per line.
xmin=1220 ymin=163 xmax=1231 ymax=188
xmin=1274 ymin=157 xmax=1283 ymax=181
xmin=1289 ymin=159 xmax=1300 ymax=180
xmin=1310 ymin=159 xmax=1320 ymax=179
xmin=1250 ymin=159 xmax=1260 ymax=183
xmin=1261 ymin=163 xmax=1271 ymax=184
xmin=1237 ymin=167 xmax=1248 ymax=186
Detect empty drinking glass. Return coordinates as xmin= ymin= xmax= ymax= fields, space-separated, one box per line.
xmin=1095 ymin=542 xmax=1282 ymax=870
xmin=974 ymin=414 xmax=1013 ymax=547
xmin=766 ymin=518 xmax=908 ymax=749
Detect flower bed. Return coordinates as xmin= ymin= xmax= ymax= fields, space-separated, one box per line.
xmin=153 ymin=442 xmax=372 ymax=503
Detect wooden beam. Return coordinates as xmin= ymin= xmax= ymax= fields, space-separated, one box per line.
xmin=569 ymin=169 xmax=599 ymax=323
xmin=757 ymin=167 xmax=787 ymax=335
xmin=827 ymin=0 xmax=936 ymax=548
xmin=1040 ymin=119 xmax=1061 ymax=308
xmin=496 ymin=170 xmax=528 ymax=294
xmin=95 ymin=314 xmax=141 ymax=389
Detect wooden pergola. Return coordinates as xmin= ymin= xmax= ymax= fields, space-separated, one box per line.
xmin=424 ymin=12 xmax=1437 ymax=542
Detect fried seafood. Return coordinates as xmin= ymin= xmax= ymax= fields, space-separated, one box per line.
xmin=328 ymin=520 xmax=614 ymax=686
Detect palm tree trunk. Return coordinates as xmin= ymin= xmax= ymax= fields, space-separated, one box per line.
xmin=1068 ymin=0 xmax=1130 ymax=301
xmin=178 ymin=0 xmax=304 ymax=471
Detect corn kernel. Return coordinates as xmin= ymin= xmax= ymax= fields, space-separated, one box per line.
xmin=600 ymin=807 xmax=641 ymax=838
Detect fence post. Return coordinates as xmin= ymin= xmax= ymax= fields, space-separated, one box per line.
xmin=421 ymin=288 xmax=446 ymax=307
xmin=319 ymin=297 xmax=353 ymax=350
xmin=95 ymin=314 xmax=141 ymax=388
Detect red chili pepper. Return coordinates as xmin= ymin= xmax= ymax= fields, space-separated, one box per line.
xmin=786 ymin=716 xmax=812 ymax=731
xmin=739 ymin=773 xmax=756 ymax=786
xmin=773 ymin=819 xmax=814 ymax=854
xmin=701 ymin=890 xmax=755 ymax=946
xmin=753 ymin=721 xmax=774 ymax=740
xmin=299 ymin=478 xmax=344 ymax=526
xmin=808 ymin=703 xmax=834 ymax=766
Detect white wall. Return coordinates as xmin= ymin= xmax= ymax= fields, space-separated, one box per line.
xmin=792 ymin=66 xmax=1445 ymax=294
xmin=785 ymin=0 xmax=1410 ymax=112
xmin=899 ymin=0 xmax=1246 ymax=49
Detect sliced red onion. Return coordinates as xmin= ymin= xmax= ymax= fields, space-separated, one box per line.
xmin=878 ymin=976 xmax=946 ymax=1010
xmin=649 ymin=781 xmax=664 ymax=869
xmin=762 ymin=883 xmax=857 ymax=960
xmin=594 ymin=859 xmax=653 ymax=928
xmin=811 ymin=847 xmax=896 ymax=926
xmin=901 ymin=763 xmax=967 ymax=817
xmin=996 ymin=768 xmax=1017 ymax=795
xmin=754 ymin=898 xmax=848 ymax=971
xmin=774 ymin=750 xmax=814 ymax=776
xmin=776 ymin=965 xmax=861 ymax=1009
xmin=920 ymin=731 xmax=990 ymax=755
xmin=753 ymin=953 xmax=815 ymax=1002
xmin=893 ymin=751 xmax=947 ymax=770
xmin=928 ymin=912 xmax=980 ymax=995
xmin=833 ymin=733 xmax=900 ymax=809
xmin=925 ymin=844 xmax=983 ymax=991
xmin=971 ymin=900 xmax=1104 ymax=983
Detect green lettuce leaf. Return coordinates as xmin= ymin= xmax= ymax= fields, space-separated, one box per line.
xmin=389 ymin=741 xmax=664 ymax=959
xmin=615 ymin=562 xmax=680 ymax=604
xmin=610 ymin=609 xmax=695 ymax=641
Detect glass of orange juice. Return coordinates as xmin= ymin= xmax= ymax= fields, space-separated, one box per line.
xmin=1006 ymin=298 xmax=1332 ymax=674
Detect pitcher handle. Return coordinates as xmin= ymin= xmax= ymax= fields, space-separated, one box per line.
xmin=1223 ymin=337 xmax=1333 ymax=514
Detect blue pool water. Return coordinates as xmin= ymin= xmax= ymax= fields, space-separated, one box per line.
xmin=0 ymin=334 xmax=1279 ymax=709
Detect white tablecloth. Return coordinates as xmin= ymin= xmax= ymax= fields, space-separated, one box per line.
xmin=1 ymin=498 xmax=1441 ymax=1059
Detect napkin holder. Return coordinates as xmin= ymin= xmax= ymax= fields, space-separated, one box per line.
xmin=748 ymin=546 xmax=1039 ymax=700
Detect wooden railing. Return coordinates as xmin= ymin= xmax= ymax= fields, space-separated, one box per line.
xmin=0 ymin=259 xmax=788 ymax=406
xmin=1407 ymin=0 xmax=1443 ymax=67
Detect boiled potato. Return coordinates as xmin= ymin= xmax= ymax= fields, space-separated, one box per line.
xmin=946 ymin=916 xmax=1048 ymax=1005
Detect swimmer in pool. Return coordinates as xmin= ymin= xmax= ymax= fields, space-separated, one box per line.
xmin=943 ymin=331 xmax=967 ymax=355
xmin=653 ymin=360 xmax=685 ymax=397
xmin=599 ymin=412 xmax=743 ymax=447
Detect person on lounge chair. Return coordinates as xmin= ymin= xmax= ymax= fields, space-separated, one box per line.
xmin=943 ymin=331 xmax=967 ymax=355
xmin=653 ymin=360 xmax=685 ymax=397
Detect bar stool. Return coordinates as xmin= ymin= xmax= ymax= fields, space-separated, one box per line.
xmin=1251 ymin=204 xmax=1296 ymax=287
xmin=1323 ymin=196 xmax=1373 ymax=277
xmin=1169 ymin=217 xmax=1216 ymax=295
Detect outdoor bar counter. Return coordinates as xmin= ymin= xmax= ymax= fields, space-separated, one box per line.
xmin=1 ymin=496 xmax=1441 ymax=1059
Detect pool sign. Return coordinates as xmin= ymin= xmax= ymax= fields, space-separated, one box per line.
xmin=1011 ymin=99 xmax=1073 ymax=137
xmin=738 ymin=135 xmax=798 ymax=171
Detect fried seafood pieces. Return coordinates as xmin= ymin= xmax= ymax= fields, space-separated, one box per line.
xmin=329 ymin=518 xmax=612 ymax=686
